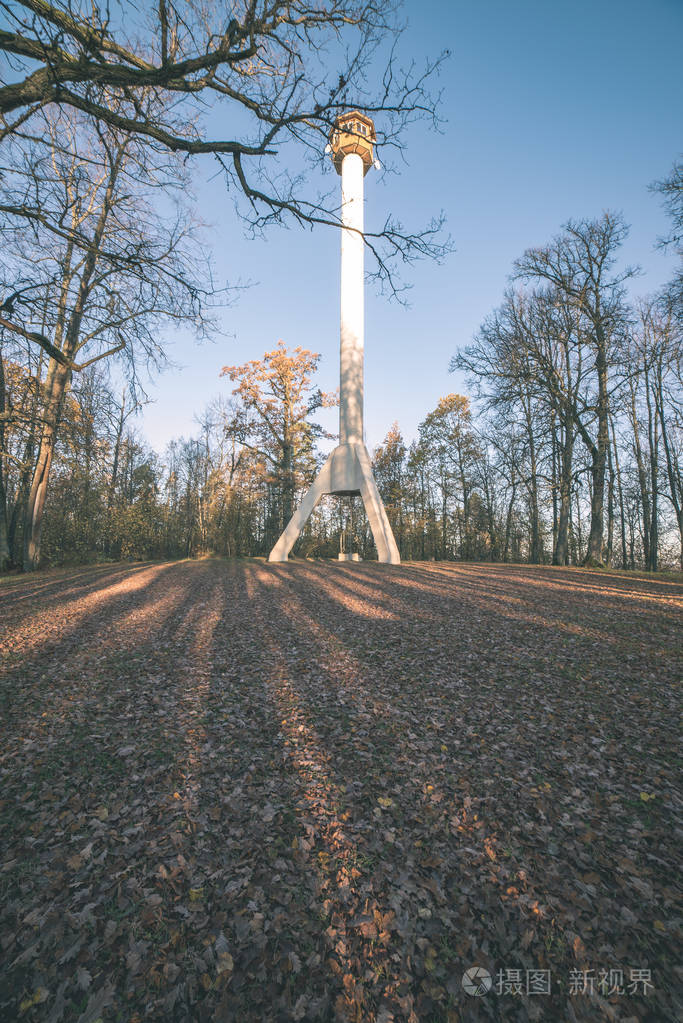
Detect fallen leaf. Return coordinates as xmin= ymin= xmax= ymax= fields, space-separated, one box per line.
xmin=19 ymin=988 xmax=49 ymax=1013
xmin=75 ymin=982 xmax=115 ymax=1023
xmin=76 ymin=966 xmax=92 ymax=990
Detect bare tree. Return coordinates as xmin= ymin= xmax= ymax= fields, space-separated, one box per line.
xmin=0 ymin=1 xmax=450 ymax=291
xmin=651 ymin=160 xmax=683 ymax=320
xmin=0 ymin=107 xmax=216 ymax=568
xmin=454 ymin=290 xmax=564 ymax=564
xmin=512 ymin=214 xmax=636 ymax=565
xmin=634 ymin=301 xmax=683 ymax=568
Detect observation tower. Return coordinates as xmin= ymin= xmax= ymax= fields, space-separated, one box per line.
xmin=268 ymin=112 xmax=400 ymax=564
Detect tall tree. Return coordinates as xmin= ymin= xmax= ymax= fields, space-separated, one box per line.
xmin=454 ymin=292 xmax=556 ymax=564
xmin=0 ymin=107 xmax=214 ymax=569
xmin=634 ymin=301 xmax=683 ymax=568
xmin=419 ymin=394 xmax=479 ymax=560
xmin=0 ymin=343 xmax=43 ymax=567
xmin=405 ymin=438 xmax=433 ymax=560
xmin=512 ymin=213 xmax=636 ymax=565
xmin=221 ymin=341 xmax=336 ymax=545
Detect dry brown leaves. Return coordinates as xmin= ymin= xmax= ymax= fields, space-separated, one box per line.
xmin=0 ymin=560 xmax=681 ymax=1022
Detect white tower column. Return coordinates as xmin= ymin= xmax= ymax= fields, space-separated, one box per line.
xmin=268 ymin=111 xmax=400 ymax=565
xmin=340 ymin=152 xmax=365 ymax=447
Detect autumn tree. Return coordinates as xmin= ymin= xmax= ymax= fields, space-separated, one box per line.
xmin=0 ymin=340 xmax=43 ymax=568
xmin=404 ymin=438 xmax=435 ymax=560
xmin=418 ymin=395 xmax=480 ymax=560
xmin=221 ymin=342 xmax=336 ymax=546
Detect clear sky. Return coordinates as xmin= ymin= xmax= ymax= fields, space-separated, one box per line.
xmin=138 ymin=0 xmax=683 ymax=455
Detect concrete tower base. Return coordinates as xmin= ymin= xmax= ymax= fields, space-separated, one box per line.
xmin=267 ymin=442 xmax=400 ymax=564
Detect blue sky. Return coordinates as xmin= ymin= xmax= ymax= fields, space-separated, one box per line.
xmin=139 ymin=0 xmax=683 ymax=455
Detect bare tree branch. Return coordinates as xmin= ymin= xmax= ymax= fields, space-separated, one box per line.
xmin=1 ymin=1 xmax=451 ymax=291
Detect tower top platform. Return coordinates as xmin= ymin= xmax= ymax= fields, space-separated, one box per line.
xmin=329 ymin=111 xmax=376 ymax=175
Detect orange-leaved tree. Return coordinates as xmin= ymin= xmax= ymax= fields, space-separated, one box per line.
xmin=221 ymin=342 xmax=336 ymax=544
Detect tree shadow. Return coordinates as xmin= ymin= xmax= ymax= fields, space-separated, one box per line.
xmin=0 ymin=561 xmax=163 ymax=609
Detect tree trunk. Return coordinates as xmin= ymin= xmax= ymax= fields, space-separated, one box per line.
xmin=456 ymin=444 xmax=471 ymax=560
xmin=503 ymin=482 xmax=516 ymax=563
xmin=609 ymin=412 xmax=628 ymax=569
xmin=628 ymin=506 xmax=636 ymax=570
xmin=644 ymin=369 xmax=659 ymax=572
xmin=606 ymin=437 xmax=615 ymax=568
xmin=554 ymin=418 xmax=573 ymax=566
xmin=9 ymin=354 xmax=44 ymax=565
xmin=0 ymin=470 xmax=9 ymax=572
xmin=420 ymin=473 xmax=426 ymax=560
xmin=108 ymin=391 xmax=126 ymax=509
xmin=23 ymin=358 xmax=71 ymax=570
xmin=628 ymin=383 xmax=650 ymax=569
xmin=551 ymin=416 xmax=559 ymax=556
xmin=483 ymin=468 xmax=496 ymax=560
xmin=281 ymin=439 xmax=294 ymax=529
xmin=655 ymin=376 xmax=683 ymax=570
xmin=461 ymin=486 xmax=471 ymax=559
xmin=522 ymin=402 xmax=542 ymax=564
xmin=584 ymin=347 xmax=609 ymax=565
xmin=0 ymin=352 xmax=11 ymax=570
xmin=574 ymin=486 xmax=583 ymax=563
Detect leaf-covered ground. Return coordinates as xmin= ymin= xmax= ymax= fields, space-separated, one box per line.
xmin=1 ymin=559 xmax=681 ymax=1023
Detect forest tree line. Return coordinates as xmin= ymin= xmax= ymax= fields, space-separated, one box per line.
xmin=2 ymin=215 xmax=681 ymax=572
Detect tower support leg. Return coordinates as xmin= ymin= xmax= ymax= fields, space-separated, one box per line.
xmin=268 ymin=454 xmax=333 ymax=563
xmin=267 ymin=443 xmax=400 ymax=564
xmin=355 ymin=444 xmax=400 ymax=564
